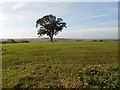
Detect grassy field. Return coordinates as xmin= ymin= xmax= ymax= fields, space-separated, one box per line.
xmin=2 ymin=41 xmax=119 ymax=88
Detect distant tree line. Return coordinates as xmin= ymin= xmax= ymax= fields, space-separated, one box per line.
xmin=76 ymin=39 xmax=105 ymax=42
xmin=1 ymin=39 xmax=29 ymax=44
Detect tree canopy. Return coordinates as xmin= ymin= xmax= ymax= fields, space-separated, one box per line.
xmin=36 ymin=14 xmax=67 ymax=42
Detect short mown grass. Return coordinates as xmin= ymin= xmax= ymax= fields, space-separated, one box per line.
xmin=2 ymin=41 xmax=119 ymax=88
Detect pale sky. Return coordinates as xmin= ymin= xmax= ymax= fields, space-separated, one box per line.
xmin=0 ymin=2 xmax=118 ymax=39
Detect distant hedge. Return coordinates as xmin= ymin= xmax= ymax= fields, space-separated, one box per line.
xmin=7 ymin=39 xmax=17 ymax=43
xmin=1 ymin=39 xmax=29 ymax=44
xmin=17 ymin=40 xmax=29 ymax=43
xmin=92 ymin=40 xmax=105 ymax=42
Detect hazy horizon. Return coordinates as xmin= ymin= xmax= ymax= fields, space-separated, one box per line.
xmin=1 ymin=37 xmax=118 ymax=40
xmin=0 ymin=2 xmax=118 ymax=39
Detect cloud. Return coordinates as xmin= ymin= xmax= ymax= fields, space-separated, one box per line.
xmin=0 ymin=11 xmax=9 ymax=26
xmin=55 ymin=26 xmax=118 ymax=39
xmin=0 ymin=2 xmax=118 ymax=39
xmin=0 ymin=24 xmax=117 ymax=39
xmin=80 ymin=14 xmax=110 ymax=20
xmin=0 ymin=27 xmax=37 ymax=38
xmin=0 ymin=0 xmax=119 ymax=2
xmin=11 ymin=3 xmax=26 ymax=11
xmin=29 ymin=2 xmax=73 ymax=17
xmin=108 ymin=23 xmax=118 ymax=28
xmin=0 ymin=13 xmax=8 ymax=22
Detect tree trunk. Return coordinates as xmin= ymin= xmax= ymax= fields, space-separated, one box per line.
xmin=50 ymin=36 xmax=53 ymax=42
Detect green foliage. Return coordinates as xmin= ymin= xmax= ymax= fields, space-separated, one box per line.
xmin=36 ymin=14 xmax=67 ymax=41
xmin=14 ymin=76 xmax=34 ymax=88
xmin=79 ymin=65 xmax=119 ymax=89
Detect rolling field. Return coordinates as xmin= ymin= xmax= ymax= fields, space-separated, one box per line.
xmin=2 ymin=41 xmax=119 ymax=88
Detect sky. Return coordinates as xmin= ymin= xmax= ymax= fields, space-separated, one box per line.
xmin=0 ymin=2 xmax=118 ymax=39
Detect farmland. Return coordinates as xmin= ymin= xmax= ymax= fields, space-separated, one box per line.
xmin=2 ymin=41 xmax=119 ymax=88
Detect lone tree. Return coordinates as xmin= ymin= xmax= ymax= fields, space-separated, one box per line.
xmin=36 ymin=14 xmax=67 ymax=42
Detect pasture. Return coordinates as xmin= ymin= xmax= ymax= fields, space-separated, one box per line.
xmin=2 ymin=41 xmax=119 ymax=88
